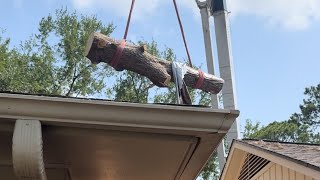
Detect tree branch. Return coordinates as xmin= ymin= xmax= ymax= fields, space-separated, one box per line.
xmin=65 ymin=64 xmax=92 ymax=97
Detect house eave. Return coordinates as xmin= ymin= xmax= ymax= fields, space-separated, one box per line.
xmin=0 ymin=93 xmax=239 ymax=134
xmin=0 ymin=93 xmax=239 ymax=180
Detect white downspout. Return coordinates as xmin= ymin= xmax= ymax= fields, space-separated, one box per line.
xmin=12 ymin=120 xmax=47 ymax=180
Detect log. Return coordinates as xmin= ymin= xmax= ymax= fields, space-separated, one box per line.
xmin=85 ymin=32 xmax=224 ymax=94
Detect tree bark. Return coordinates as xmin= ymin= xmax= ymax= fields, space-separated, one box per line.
xmin=85 ymin=32 xmax=224 ymax=94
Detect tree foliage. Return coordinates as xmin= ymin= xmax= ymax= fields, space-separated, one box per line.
xmin=243 ymin=119 xmax=313 ymax=142
xmin=244 ymin=83 xmax=320 ymax=144
xmin=289 ymin=84 xmax=320 ymax=126
xmin=0 ymin=9 xmax=114 ymax=96
xmin=200 ymin=153 xmax=219 ymax=180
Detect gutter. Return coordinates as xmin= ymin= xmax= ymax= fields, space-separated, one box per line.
xmin=0 ymin=93 xmax=239 ymax=134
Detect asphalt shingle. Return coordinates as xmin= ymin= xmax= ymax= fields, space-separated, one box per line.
xmin=242 ymin=139 xmax=320 ymax=169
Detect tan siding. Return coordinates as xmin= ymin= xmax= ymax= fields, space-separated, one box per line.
xmin=270 ymin=165 xmax=276 ymax=180
xmin=289 ymin=169 xmax=295 ymax=180
xmin=283 ymin=166 xmax=289 ymax=180
xmin=276 ymin=164 xmax=282 ymax=179
xmin=251 ymin=163 xmax=315 ymax=180
xmin=222 ymin=148 xmax=247 ymax=180
xmin=296 ymin=172 xmax=305 ymax=180
xmin=263 ymin=169 xmax=270 ymax=179
xmin=305 ymin=177 xmax=313 ymax=180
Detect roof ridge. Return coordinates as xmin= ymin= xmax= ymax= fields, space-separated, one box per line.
xmin=241 ymin=138 xmax=320 ymax=146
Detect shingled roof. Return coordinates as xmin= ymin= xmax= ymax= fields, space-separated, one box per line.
xmin=221 ymin=139 xmax=320 ymax=180
xmin=240 ymin=139 xmax=320 ymax=171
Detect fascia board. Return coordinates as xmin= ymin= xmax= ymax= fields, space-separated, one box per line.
xmin=0 ymin=93 xmax=239 ymax=133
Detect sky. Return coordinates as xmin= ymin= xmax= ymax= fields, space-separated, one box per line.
xmin=1 ymin=0 xmax=319 ymax=132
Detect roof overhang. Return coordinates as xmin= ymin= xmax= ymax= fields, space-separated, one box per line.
xmin=0 ymin=93 xmax=239 ymax=180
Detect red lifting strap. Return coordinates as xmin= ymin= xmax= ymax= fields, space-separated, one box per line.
xmin=194 ymin=70 xmax=204 ymax=89
xmin=109 ymin=0 xmax=135 ymax=68
xmin=110 ymin=39 xmax=126 ymax=68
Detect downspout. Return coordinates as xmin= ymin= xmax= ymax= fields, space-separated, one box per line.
xmin=12 ymin=120 xmax=47 ymax=180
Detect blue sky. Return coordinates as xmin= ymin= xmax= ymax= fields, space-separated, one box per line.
xmin=1 ymin=0 xmax=320 ymax=132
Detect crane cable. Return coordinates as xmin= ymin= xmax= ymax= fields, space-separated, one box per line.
xmin=110 ymin=0 xmax=204 ymax=89
xmin=109 ymin=0 xmax=135 ymax=68
xmin=123 ymin=0 xmax=135 ymax=40
xmin=173 ymin=0 xmax=205 ymax=89
xmin=172 ymin=0 xmax=193 ymax=67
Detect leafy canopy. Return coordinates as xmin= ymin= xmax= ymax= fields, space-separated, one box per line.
xmin=243 ymin=83 xmax=320 ymax=144
xmin=0 ymin=9 xmax=114 ymax=96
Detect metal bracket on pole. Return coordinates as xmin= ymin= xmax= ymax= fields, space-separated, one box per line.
xmin=12 ymin=120 xmax=47 ymax=180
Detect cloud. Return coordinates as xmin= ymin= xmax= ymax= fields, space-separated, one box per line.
xmin=227 ymin=0 xmax=320 ymax=30
xmin=71 ymin=0 xmax=202 ymax=20
xmin=71 ymin=0 xmax=161 ymax=19
xmin=178 ymin=1 xmax=200 ymax=17
xmin=71 ymin=0 xmax=320 ymax=30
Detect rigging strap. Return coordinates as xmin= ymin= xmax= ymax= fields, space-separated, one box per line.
xmin=109 ymin=0 xmax=135 ymax=68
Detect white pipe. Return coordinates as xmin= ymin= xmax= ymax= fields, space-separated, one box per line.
xmin=12 ymin=120 xmax=47 ymax=180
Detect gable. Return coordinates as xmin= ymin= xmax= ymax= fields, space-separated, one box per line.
xmin=221 ymin=140 xmax=320 ymax=180
xmin=251 ymin=163 xmax=316 ymax=180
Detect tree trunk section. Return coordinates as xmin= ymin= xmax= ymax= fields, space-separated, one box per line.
xmin=85 ymin=32 xmax=224 ymax=94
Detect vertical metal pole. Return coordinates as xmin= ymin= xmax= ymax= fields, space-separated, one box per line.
xmin=196 ymin=1 xmax=219 ymax=108
xmin=212 ymin=0 xmax=240 ymax=171
xmin=196 ymin=0 xmax=226 ymax=172
xmin=196 ymin=0 xmax=239 ymax=175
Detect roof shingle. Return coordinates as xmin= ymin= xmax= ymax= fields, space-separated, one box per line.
xmin=241 ymin=139 xmax=320 ymax=170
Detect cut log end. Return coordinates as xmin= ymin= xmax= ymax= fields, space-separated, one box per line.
xmin=84 ymin=32 xmax=95 ymax=57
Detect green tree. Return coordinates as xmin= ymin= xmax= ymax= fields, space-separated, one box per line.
xmin=0 ymin=8 xmax=114 ymax=96
xmin=243 ymin=83 xmax=320 ymax=144
xmin=0 ymin=9 xmax=219 ymax=180
xmin=289 ymin=84 xmax=320 ymax=126
xmin=200 ymin=153 xmax=219 ymax=180
xmin=243 ymin=119 xmax=312 ymax=142
xmin=242 ymin=119 xmax=261 ymax=138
